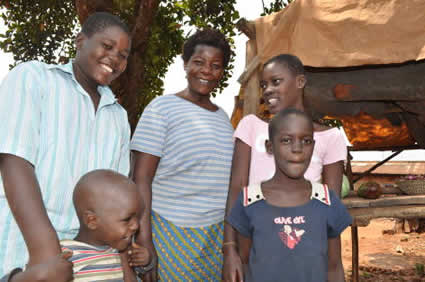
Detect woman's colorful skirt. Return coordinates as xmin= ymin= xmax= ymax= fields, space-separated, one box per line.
xmin=151 ymin=211 xmax=223 ymax=281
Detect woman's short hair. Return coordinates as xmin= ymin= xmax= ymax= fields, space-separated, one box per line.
xmin=182 ymin=28 xmax=231 ymax=68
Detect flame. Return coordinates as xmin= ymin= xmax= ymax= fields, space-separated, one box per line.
xmin=326 ymin=112 xmax=415 ymax=148
xmin=231 ymin=88 xmax=415 ymax=149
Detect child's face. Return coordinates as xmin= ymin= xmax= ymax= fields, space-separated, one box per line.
xmin=260 ymin=62 xmax=305 ymax=114
xmin=267 ymin=114 xmax=314 ymax=179
xmin=94 ymin=186 xmax=141 ymax=251
xmin=75 ymin=25 xmax=131 ymax=86
xmin=184 ymin=44 xmax=225 ymax=96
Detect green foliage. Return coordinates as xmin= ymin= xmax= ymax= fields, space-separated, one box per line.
xmin=0 ymin=0 xmax=77 ymax=67
xmin=0 ymin=0 xmax=239 ymax=115
xmin=138 ymin=0 xmax=239 ymax=109
xmin=136 ymin=0 xmax=187 ymax=110
xmin=261 ymin=0 xmax=293 ymax=16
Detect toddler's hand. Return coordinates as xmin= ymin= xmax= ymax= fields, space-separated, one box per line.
xmin=128 ymin=240 xmax=151 ymax=267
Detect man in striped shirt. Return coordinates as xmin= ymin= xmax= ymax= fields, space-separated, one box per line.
xmin=0 ymin=12 xmax=132 ymax=277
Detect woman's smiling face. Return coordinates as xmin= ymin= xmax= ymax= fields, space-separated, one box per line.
xmin=184 ymin=44 xmax=224 ymax=96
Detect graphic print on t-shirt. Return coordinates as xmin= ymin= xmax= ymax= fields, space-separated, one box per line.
xmin=274 ymin=216 xmax=306 ymax=249
xmin=278 ymin=225 xmax=305 ymax=249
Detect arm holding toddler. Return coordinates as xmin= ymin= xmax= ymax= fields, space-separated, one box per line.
xmin=131 ymin=151 xmax=160 ymax=282
xmin=0 ymin=63 xmax=62 ymax=267
xmin=222 ymin=139 xmax=251 ymax=282
xmin=0 ymin=154 xmax=62 ymax=266
xmin=7 ymin=251 xmax=73 ymax=282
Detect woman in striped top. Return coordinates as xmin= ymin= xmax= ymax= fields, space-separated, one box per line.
xmin=130 ymin=29 xmax=234 ymax=281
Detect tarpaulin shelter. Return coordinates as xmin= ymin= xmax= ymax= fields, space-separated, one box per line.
xmin=232 ymin=1 xmax=425 ymax=281
xmin=232 ymin=0 xmax=425 ymax=149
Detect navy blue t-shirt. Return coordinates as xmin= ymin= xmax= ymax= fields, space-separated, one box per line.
xmin=227 ymin=189 xmax=352 ymax=282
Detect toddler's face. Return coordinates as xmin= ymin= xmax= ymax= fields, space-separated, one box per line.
xmin=94 ymin=187 xmax=141 ymax=251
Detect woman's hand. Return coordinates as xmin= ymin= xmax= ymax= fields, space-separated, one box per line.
xmin=223 ymin=247 xmax=244 ymax=282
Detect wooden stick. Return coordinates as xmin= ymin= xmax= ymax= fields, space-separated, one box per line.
xmin=236 ymin=18 xmax=256 ymax=40
xmin=351 ymin=226 xmax=359 ymax=282
xmin=242 ymin=40 xmax=260 ymax=116
xmin=238 ymin=55 xmax=261 ymax=85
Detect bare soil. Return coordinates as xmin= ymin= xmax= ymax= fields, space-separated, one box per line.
xmin=341 ymin=218 xmax=425 ymax=281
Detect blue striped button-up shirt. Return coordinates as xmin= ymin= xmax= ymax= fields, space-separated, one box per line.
xmin=0 ymin=61 xmax=130 ymax=275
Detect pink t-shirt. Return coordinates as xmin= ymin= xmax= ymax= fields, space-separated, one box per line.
xmin=234 ymin=114 xmax=347 ymax=185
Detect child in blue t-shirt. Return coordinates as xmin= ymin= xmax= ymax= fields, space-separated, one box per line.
xmin=225 ymin=108 xmax=352 ymax=282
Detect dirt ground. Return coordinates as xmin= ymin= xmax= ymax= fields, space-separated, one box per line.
xmin=341 ymin=218 xmax=425 ymax=281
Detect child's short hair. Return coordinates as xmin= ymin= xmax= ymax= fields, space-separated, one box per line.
xmin=81 ymin=12 xmax=130 ymax=37
xmin=268 ymin=108 xmax=313 ymax=140
xmin=264 ymin=54 xmax=305 ymax=76
xmin=182 ymin=28 xmax=231 ymax=68
xmin=72 ymin=169 xmax=137 ymax=220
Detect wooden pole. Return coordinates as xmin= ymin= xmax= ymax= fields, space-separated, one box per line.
xmin=351 ymin=226 xmax=359 ymax=282
xmin=346 ymin=149 xmax=359 ymax=281
xmin=242 ymin=39 xmax=260 ymax=116
xmin=235 ymin=17 xmax=260 ymax=117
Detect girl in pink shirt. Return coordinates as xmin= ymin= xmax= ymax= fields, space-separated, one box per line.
xmin=223 ymin=54 xmax=347 ymax=282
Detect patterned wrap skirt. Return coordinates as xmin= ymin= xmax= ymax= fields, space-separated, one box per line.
xmin=151 ymin=211 xmax=223 ymax=281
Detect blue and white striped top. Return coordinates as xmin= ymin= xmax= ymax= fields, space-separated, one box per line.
xmin=0 ymin=61 xmax=130 ymax=275
xmin=130 ymin=95 xmax=234 ymax=227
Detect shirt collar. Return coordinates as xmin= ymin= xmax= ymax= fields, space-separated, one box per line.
xmin=47 ymin=61 xmax=118 ymax=107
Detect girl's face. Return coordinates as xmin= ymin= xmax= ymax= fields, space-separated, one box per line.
xmin=74 ymin=25 xmax=131 ymax=87
xmin=260 ymin=62 xmax=305 ymax=114
xmin=184 ymin=44 xmax=224 ymax=96
xmin=267 ymin=114 xmax=314 ymax=179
